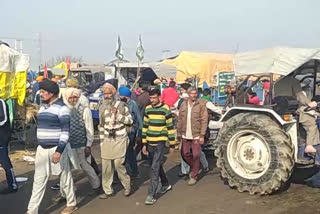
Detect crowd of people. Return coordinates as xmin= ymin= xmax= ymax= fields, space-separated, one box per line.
xmin=1 ymin=77 xmax=214 ymax=214
xmin=1 ymin=72 xmax=320 ymax=214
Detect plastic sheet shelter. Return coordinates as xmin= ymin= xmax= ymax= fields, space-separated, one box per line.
xmin=234 ymin=47 xmax=320 ymax=76
xmin=0 ymin=44 xmax=30 ymax=105
xmin=163 ymin=51 xmax=233 ymax=87
xmin=147 ymin=62 xmax=176 ymax=78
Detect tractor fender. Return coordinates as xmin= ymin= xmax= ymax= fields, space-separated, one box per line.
xmin=219 ymin=106 xmax=298 ymax=161
xmin=220 ymin=106 xmax=295 ymax=126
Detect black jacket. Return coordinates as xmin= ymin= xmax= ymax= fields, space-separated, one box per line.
xmin=0 ymin=99 xmax=11 ymax=147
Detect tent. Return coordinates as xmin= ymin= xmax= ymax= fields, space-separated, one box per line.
xmin=234 ymin=47 xmax=320 ymax=76
xmin=0 ymin=44 xmax=30 ymax=105
xmin=163 ymin=51 xmax=233 ymax=87
xmin=147 ymin=62 xmax=176 ymax=78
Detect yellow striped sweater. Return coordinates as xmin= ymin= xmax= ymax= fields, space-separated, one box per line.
xmin=142 ymin=103 xmax=175 ymax=147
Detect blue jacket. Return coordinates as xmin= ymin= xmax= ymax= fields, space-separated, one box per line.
xmin=127 ymin=99 xmax=143 ymax=136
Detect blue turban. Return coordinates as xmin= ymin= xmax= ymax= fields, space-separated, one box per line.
xmin=119 ymin=86 xmax=131 ymax=97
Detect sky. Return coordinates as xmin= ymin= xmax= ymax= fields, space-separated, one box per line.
xmin=1 ymin=0 xmax=320 ymax=69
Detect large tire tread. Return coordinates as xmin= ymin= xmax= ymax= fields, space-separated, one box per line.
xmin=215 ymin=113 xmax=295 ymax=195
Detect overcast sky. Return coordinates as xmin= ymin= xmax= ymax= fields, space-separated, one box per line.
xmin=1 ymin=0 xmax=320 ymax=69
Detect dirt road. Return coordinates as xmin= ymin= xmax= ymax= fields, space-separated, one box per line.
xmin=1 ymin=141 xmax=320 ymax=214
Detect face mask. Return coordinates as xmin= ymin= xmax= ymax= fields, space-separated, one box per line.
xmin=120 ymin=97 xmax=127 ymax=102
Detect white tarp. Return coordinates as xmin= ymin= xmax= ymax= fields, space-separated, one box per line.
xmin=0 ymin=44 xmax=30 ymax=72
xmin=147 ymin=62 xmax=176 ymax=78
xmin=234 ymin=47 xmax=320 ymax=76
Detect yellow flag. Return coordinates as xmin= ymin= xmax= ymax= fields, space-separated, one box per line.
xmin=53 ymin=62 xmax=68 ymax=77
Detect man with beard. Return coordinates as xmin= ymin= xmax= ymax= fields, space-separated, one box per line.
xmin=98 ymin=83 xmax=133 ymax=199
xmin=177 ymin=87 xmax=208 ymax=186
xmin=51 ymin=78 xmax=99 ymax=191
xmin=118 ymin=86 xmax=143 ymax=179
xmin=64 ymin=88 xmax=100 ymax=195
xmin=26 ymin=79 xmax=77 ymax=214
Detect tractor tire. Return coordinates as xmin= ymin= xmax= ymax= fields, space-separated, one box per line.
xmin=215 ymin=113 xmax=294 ymax=195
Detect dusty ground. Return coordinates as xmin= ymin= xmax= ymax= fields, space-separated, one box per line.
xmin=1 ymin=139 xmax=320 ymax=214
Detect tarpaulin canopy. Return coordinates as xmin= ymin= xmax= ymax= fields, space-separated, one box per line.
xmin=234 ymin=47 xmax=320 ymax=77
xmin=147 ymin=62 xmax=176 ymax=78
xmin=163 ymin=51 xmax=233 ymax=87
xmin=0 ymin=44 xmax=30 ymax=105
xmin=53 ymin=62 xmax=68 ymax=76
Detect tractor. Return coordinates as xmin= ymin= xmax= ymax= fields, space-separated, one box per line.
xmin=213 ymin=47 xmax=320 ymax=195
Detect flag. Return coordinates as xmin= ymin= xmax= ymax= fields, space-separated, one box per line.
xmin=53 ymin=62 xmax=68 ymax=77
xmin=136 ymin=35 xmax=144 ymax=61
xmin=44 ymin=64 xmax=48 ymax=79
xmin=115 ymin=36 xmax=124 ymax=60
xmin=66 ymin=57 xmax=70 ymax=77
xmin=66 ymin=57 xmax=70 ymax=69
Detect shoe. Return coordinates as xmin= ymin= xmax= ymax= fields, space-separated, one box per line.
xmin=88 ymin=188 xmax=100 ymax=196
xmin=53 ymin=194 xmax=66 ymax=204
xmin=159 ymin=184 xmax=172 ymax=194
xmin=99 ymin=193 xmax=112 ymax=199
xmin=0 ymin=188 xmax=18 ymax=195
xmin=188 ymin=178 xmax=197 ymax=186
xmin=51 ymin=183 xmax=60 ymax=190
xmin=124 ymin=189 xmax=131 ymax=197
xmin=60 ymin=206 xmax=78 ymax=214
xmin=178 ymin=172 xmax=188 ymax=177
xmin=145 ymin=195 xmax=156 ymax=205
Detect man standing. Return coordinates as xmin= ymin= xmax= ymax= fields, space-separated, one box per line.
xmin=161 ymin=81 xmax=179 ymax=108
xmin=136 ymin=81 xmax=151 ymax=116
xmin=98 ymin=83 xmax=133 ymax=199
xmin=118 ymin=86 xmax=143 ymax=178
xmin=174 ymin=83 xmax=191 ymax=111
xmin=142 ymin=89 xmax=175 ymax=205
xmin=26 ymin=79 xmax=77 ymax=214
xmin=0 ymin=93 xmax=18 ymax=194
xmin=135 ymin=81 xmax=151 ymax=159
xmin=177 ymin=87 xmax=208 ymax=186
xmin=64 ymin=88 xmax=100 ymax=195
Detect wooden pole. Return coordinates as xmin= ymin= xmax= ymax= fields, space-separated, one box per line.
xmin=131 ymin=60 xmax=141 ymax=91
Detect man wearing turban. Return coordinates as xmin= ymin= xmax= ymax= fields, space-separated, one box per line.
xmin=98 ymin=82 xmax=133 ymax=199
xmin=63 ymin=88 xmax=100 ymax=195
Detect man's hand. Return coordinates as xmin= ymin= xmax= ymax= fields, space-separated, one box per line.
xmin=84 ymin=147 xmax=91 ymax=158
xmin=199 ymin=137 xmax=205 ymax=145
xmin=142 ymin=145 xmax=148 ymax=156
xmin=169 ymin=148 xmax=175 ymax=154
xmin=111 ymin=108 xmax=118 ymax=114
xmin=52 ymin=152 xmax=61 ymax=164
xmin=308 ymin=101 xmax=318 ymax=108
